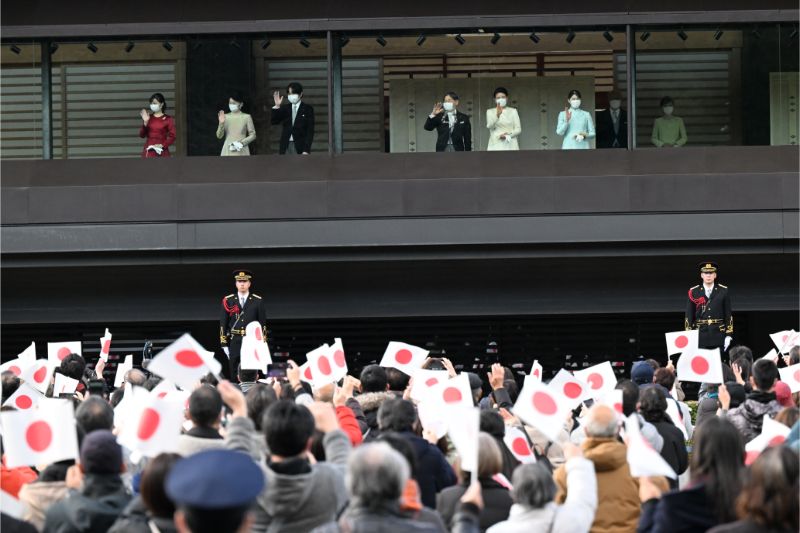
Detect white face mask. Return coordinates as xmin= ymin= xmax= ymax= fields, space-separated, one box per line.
xmin=496 ymin=98 xmax=507 ymax=107
xmin=443 ymin=102 xmax=455 ymax=112
xmin=229 ymin=103 xmax=239 ymax=112
xmin=569 ymin=99 xmax=581 ymax=109
xmin=287 ymin=94 xmax=300 ymax=104
xmin=149 ymin=103 xmax=161 ymax=112
xmin=663 ymin=106 xmax=674 ymax=116
xmin=609 ymin=99 xmax=621 ymax=110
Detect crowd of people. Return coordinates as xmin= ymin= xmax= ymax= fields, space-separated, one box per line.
xmin=1 ymin=342 xmax=798 ymax=533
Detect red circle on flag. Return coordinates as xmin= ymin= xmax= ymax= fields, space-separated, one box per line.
xmin=511 ymin=437 xmax=531 ymax=456
xmin=304 ymin=366 xmax=313 ymax=380
xmin=563 ymin=382 xmax=582 ymax=399
xmin=395 ymin=349 xmax=413 ymax=365
xmin=157 ymin=392 xmax=168 ymax=399
xmin=614 ymin=402 xmax=623 ymax=414
xmin=318 ymin=356 xmax=332 ymax=376
xmin=254 ymin=328 xmax=262 ymax=341
xmin=175 ymin=350 xmax=204 ymax=368
xmin=138 ymin=408 xmax=161 ymax=440
xmin=768 ymin=435 xmax=786 ymax=447
xmin=333 ymin=350 xmax=346 ymax=368
xmin=691 ymin=356 xmax=709 ymax=375
xmin=102 ymin=339 xmax=111 ymax=354
xmin=587 ymin=373 xmax=604 ymax=390
xmin=794 ymin=369 xmax=800 ymax=383
xmin=533 ymin=369 xmax=540 ymax=378
xmin=675 ymin=335 xmax=689 ymax=349
xmin=15 ymin=395 xmax=33 ymax=409
xmin=57 ymin=347 xmax=72 ymax=360
xmin=33 ymin=365 xmax=48 ymax=383
xmin=783 ymin=334 xmax=789 ymax=343
xmin=26 ymin=420 xmax=52 ymax=452
xmin=425 ymin=377 xmax=440 ymax=387
xmin=533 ymin=391 xmax=558 ymax=415
xmin=253 ymin=349 xmax=261 ymax=363
xmin=442 ymin=387 xmax=462 ymax=404
xmin=744 ymin=450 xmax=759 ymax=465
xmin=8 ymin=365 xmax=21 ymax=376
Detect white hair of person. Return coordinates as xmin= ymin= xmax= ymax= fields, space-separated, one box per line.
xmin=346 ymin=442 xmax=410 ymax=510
xmin=583 ymin=404 xmax=620 ymax=439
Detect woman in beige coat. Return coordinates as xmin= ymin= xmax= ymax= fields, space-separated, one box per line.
xmin=217 ymin=92 xmax=256 ymax=156
xmin=486 ymin=87 xmax=521 ymax=151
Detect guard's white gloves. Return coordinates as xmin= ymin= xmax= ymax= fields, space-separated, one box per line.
xmin=222 ymin=346 xmax=230 ymax=357
xmin=724 ymin=336 xmax=732 ymax=350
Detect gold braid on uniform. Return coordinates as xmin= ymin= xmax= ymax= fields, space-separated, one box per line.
xmin=220 ymin=326 xmax=227 ymax=346
xmin=684 ymin=318 xmax=692 ymax=331
xmin=725 ymin=316 xmax=734 ymax=334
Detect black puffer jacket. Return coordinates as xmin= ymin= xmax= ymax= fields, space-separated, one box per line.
xmin=726 ymin=391 xmax=783 ymax=442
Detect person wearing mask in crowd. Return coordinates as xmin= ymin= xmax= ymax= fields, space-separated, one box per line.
xmin=43 ymin=430 xmax=131 ymax=533
xmin=638 ymin=387 xmax=689 ymax=490
xmin=271 ymin=82 xmax=314 ymax=155
xmin=487 ymin=442 xmax=597 ymax=533
xmin=596 ymin=90 xmax=627 ymax=148
xmin=486 ymin=88 xmax=521 ymax=151
xmin=437 ymin=433 xmax=513 ymax=531
xmin=651 ymin=95 xmax=687 ymax=147
xmin=109 ymin=453 xmax=181 ymax=533
xmin=638 ymin=417 xmax=744 ymax=532
xmin=425 ymin=92 xmax=472 ymax=152
xmin=556 ymin=89 xmax=595 ymax=149
xmin=721 ymin=359 xmax=782 ymax=442
xmin=177 ymin=385 xmax=226 ymax=457
xmin=216 ymin=92 xmax=256 ymax=156
xmin=139 ymin=93 xmax=176 ymax=158
xmin=166 ymin=449 xmax=264 ymax=533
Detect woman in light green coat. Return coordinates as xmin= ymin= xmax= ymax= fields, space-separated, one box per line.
xmin=217 ymin=92 xmax=256 ymax=156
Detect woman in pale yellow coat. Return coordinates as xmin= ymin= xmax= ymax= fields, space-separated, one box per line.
xmin=217 ymin=93 xmax=256 ymax=156
xmin=486 ymin=87 xmax=521 ymax=151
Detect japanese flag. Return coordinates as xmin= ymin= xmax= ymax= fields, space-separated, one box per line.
xmin=114 ymin=354 xmax=133 ymax=388
xmin=548 ymin=369 xmax=591 ymax=408
xmin=21 ymin=359 xmax=52 ymax=394
xmin=676 ymin=348 xmax=723 ymax=384
xmin=744 ymin=416 xmax=791 ymax=465
xmin=245 ymin=321 xmax=266 ymax=342
xmin=530 ymin=360 xmax=543 ymax=381
xmin=53 ymin=373 xmax=79 ymax=396
xmin=624 ymin=413 xmax=676 ymax=479
xmin=147 ymin=334 xmax=220 ymax=390
xmin=240 ymin=336 xmax=271 ymax=374
xmin=770 ymin=330 xmax=800 ymax=354
xmin=665 ymin=330 xmax=699 ymax=356
xmin=761 ymin=349 xmax=780 ymax=362
xmin=119 ymin=389 xmax=185 ymax=458
xmin=431 ymin=373 xmax=474 ymax=410
xmin=47 ymin=341 xmax=82 ymax=365
xmin=779 ymin=363 xmax=800 ymax=393
xmin=17 ymin=342 xmax=36 ymax=366
xmin=446 ymin=406 xmax=480 ymax=473
xmin=0 ymin=399 xmax=79 ymax=468
xmin=99 ymin=329 xmax=112 ymax=362
xmin=503 ymin=426 xmax=537 ymax=464
xmin=150 ymin=379 xmax=178 ymax=399
xmin=513 ymin=379 xmax=571 ymax=442
xmin=410 ymin=368 xmax=449 ymax=402
xmin=329 ymin=338 xmax=348 ymax=381
xmin=417 ymin=398 xmax=449 ymax=440
xmin=299 ymin=361 xmax=314 ymax=384
xmin=2 ymin=383 xmax=44 ymax=411
xmin=573 ymin=361 xmax=618 ymax=400
xmin=0 ymin=358 xmax=29 ymax=377
xmin=306 ymin=344 xmax=338 ymax=387
xmin=599 ymin=388 xmax=624 ymax=416
xmin=379 ymin=341 xmax=428 ymax=376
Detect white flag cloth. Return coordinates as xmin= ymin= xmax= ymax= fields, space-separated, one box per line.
xmin=17 ymin=342 xmax=37 ymax=366
xmin=573 ymin=361 xmax=617 ymax=400
xmin=305 ymin=344 xmax=338 ymax=388
xmin=379 ymin=341 xmax=429 ymax=376
xmin=119 ymin=389 xmax=185 ymax=458
xmin=446 ymin=406 xmax=480 ymax=473
xmin=417 ymin=398 xmax=449 ymax=440
xmin=0 ymin=399 xmax=79 ymax=468
xmin=513 ymin=379 xmax=571 ymax=442
xmin=665 ymin=399 xmax=688 ymax=439
xmin=47 ymin=341 xmax=82 ymax=365
xmin=20 ymin=359 xmax=52 ymax=394
xmin=744 ymin=416 xmax=791 ymax=464
xmin=548 ymin=369 xmax=591 ymax=408
xmin=779 ymin=363 xmax=800 ymax=393
xmin=770 ymin=330 xmax=800 ymax=354
xmin=99 ymin=328 xmax=112 ymax=362
xmin=299 ymin=361 xmax=314 ymax=384
xmin=53 ymin=373 xmax=79 ymax=396
xmin=329 ymin=337 xmax=348 ymax=381
xmin=599 ymin=389 xmax=624 ymax=416
xmin=1 ymin=489 xmax=24 ymax=519
xmin=503 ymin=426 xmax=537 ymax=464
xmin=2 ymin=383 xmax=44 ymax=411
xmin=147 ymin=334 xmax=220 ymax=390
xmin=240 ymin=336 xmax=271 ymax=374
xmin=529 ymin=360 xmax=543 ymax=382
xmin=430 ymin=373 xmax=474 ymax=410
xmin=410 ymin=368 xmax=449 ymax=402
xmin=760 ymin=349 xmax=780 ymax=362
xmin=676 ymin=348 xmax=723 ymax=384
xmin=0 ymin=358 xmax=30 ymax=377
xmin=624 ymin=414 xmax=677 ymax=479
xmin=665 ymin=330 xmax=699 ymax=356
xmin=245 ymin=321 xmax=265 ymax=341
xmin=114 ymin=354 xmax=133 ymax=388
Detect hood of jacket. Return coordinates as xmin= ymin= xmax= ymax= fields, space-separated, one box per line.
xmin=355 ymin=391 xmax=395 ymax=413
xmin=582 ymin=437 xmax=628 ymax=473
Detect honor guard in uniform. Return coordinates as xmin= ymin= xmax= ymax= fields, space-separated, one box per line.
xmin=685 ymin=261 xmax=733 ymax=353
xmin=219 ymin=270 xmax=267 ymax=380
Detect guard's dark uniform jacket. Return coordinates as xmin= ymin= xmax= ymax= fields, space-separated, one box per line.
xmin=219 ymin=293 xmax=267 ymax=378
xmin=685 ymin=283 xmax=733 ymax=350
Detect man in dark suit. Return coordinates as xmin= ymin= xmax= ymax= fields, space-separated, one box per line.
xmin=271 ymin=82 xmax=314 ymax=154
xmin=596 ymin=90 xmax=628 ymax=149
xmin=220 ymin=269 xmax=268 ymax=380
xmin=424 ymin=92 xmax=472 ymax=152
xmin=685 ymin=261 xmax=733 ymax=353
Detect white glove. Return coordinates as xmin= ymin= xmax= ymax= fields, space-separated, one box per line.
xmin=147 ymin=145 xmax=163 ymax=155
xmin=724 ymin=336 xmax=732 ymax=350
xmin=222 ymin=346 xmax=230 ymax=358
xmin=575 ymin=134 xmax=585 ymax=142
xmin=231 ymin=141 xmax=244 ymax=151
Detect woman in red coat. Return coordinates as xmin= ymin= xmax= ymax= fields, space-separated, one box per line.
xmin=139 ymin=92 xmax=176 ymax=158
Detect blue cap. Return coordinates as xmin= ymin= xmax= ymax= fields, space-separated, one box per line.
xmin=631 ymin=361 xmax=655 ymax=386
xmin=165 ymin=449 xmax=264 ymax=509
